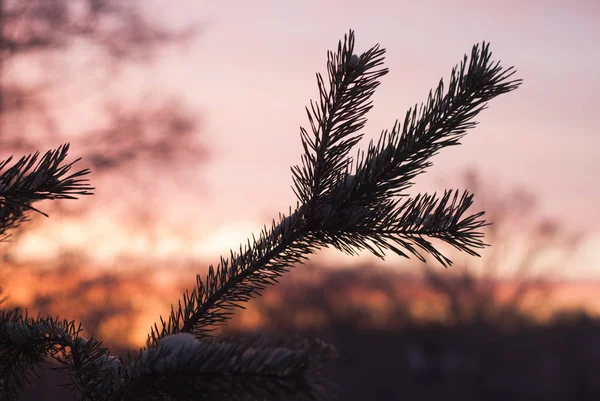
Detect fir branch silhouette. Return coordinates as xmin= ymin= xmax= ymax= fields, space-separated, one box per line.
xmin=0 ymin=143 xmax=94 ymax=242
xmin=145 ymin=30 xmax=521 ymax=359
xmin=0 ymin=308 xmax=85 ymax=401
xmin=0 ymin=143 xmax=94 ymax=400
xmin=118 ymin=333 xmax=337 ymax=401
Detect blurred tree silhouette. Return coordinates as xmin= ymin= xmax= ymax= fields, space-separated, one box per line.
xmin=0 ymin=1 xmax=209 ymax=259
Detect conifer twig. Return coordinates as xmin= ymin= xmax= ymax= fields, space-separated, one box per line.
xmin=145 ymin=31 xmax=521 ymax=352
xmin=0 ymin=143 xmax=94 ymax=400
xmin=0 ymin=143 xmax=94 ymax=242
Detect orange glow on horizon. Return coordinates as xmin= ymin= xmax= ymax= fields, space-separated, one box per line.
xmin=4 ymin=257 xmax=600 ymax=350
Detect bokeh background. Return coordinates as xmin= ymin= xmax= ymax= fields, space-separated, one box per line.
xmin=1 ymin=1 xmax=599 ymax=400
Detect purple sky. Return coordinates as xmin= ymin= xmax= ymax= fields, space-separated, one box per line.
xmin=11 ymin=0 xmax=600 ymax=279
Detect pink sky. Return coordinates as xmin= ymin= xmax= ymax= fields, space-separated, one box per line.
xmin=8 ymin=0 xmax=600 ymax=280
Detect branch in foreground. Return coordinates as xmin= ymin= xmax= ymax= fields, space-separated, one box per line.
xmin=0 ymin=143 xmax=94 ymax=241
xmin=146 ymin=31 xmax=521 ymax=356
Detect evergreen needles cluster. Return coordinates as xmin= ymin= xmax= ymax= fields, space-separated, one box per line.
xmin=0 ymin=30 xmax=521 ymax=401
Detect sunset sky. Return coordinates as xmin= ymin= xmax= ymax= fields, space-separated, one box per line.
xmin=5 ymin=0 xmax=599 ymax=280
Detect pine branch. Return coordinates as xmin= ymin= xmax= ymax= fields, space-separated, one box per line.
xmin=0 ymin=143 xmax=98 ymax=400
xmin=291 ymin=31 xmax=388 ymax=212
xmin=319 ymin=189 xmax=488 ymax=266
xmin=119 ymin=333 xmax=337 ymax=401
xmin=0 ymin=309 xmax=125 ymax=401
xmin=0 ymin=143 xmax=95 ymax=241
xmin=54 ymin=335 xmax=122 ymax=401
xmin=334 ymin=41 xmax=521 ymax=205
xmin=145 ymin=30 xmax=521 ymax=360
xmin=0 ymin=308 xmax=84 ymax=401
